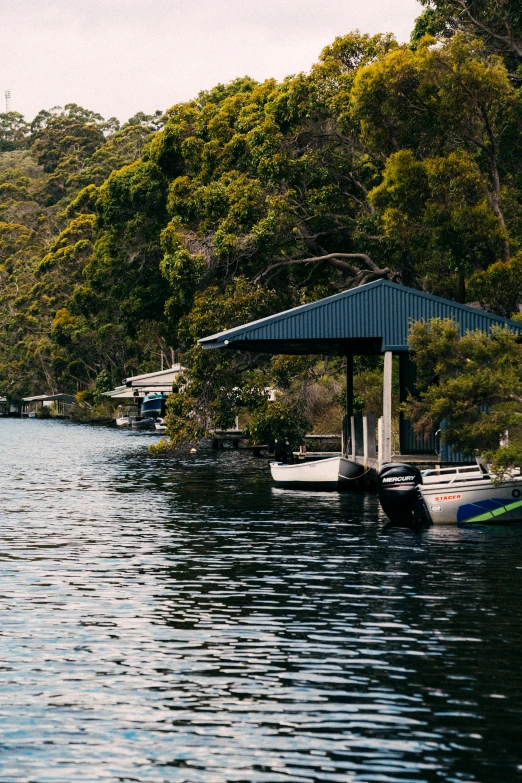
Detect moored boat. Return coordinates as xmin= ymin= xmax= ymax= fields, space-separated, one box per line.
xmin=129 ymin=393 xmax=168 ymax=430
xmin=270 ymin=455 xmax=364 ymax=491
xmin=140 ymin=392 xmax=167 ymax=419
xmin=115 ymin=404 xmax=139 ymax=427
xmin=378 ymin=461 xmax=522 ymax=525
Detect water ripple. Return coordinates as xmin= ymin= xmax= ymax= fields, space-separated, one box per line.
xmin=0 ymin=419 xmax=521 ymax=782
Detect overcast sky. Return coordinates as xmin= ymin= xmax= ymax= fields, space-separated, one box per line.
xmin=2 ymin=0 xmax=421 ymax=123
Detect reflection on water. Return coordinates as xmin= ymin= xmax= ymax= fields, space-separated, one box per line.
xmin=0 ymin=419 xmax=521 ymax=782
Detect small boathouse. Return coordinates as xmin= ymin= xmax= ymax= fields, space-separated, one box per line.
xmin=21 ymin=393 xmax=76 ymax=418
xmin=199 ymin=280 xmax=522 ymax=467
xmin=102 ymin=364 xmax=186 ymax=401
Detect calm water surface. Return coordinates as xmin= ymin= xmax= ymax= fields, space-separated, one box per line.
xmin=0 ymin=419 xmax=521 ymax=783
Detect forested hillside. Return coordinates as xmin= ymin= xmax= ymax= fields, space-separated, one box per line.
xmin=2 ymin=2 xmax=522 ymax=440
xmin=0 ymin=104 xmax=165 ymax=397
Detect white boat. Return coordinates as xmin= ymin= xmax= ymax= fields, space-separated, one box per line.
xmin=378 ymin=461 xmax=522 ymax=525
xmin=155 ymin=418 xmax=167 ymax=432
xmin=115 ymin=405 xmax=139 ymax=427
xmin=422 ymin=475 xmax=522 ymax=525
xmin=421 ymin=464 xmax=486 ymax=484
xmin=270 ymin=455 xmax=364 ymax=491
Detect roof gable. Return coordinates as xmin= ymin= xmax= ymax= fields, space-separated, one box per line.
xmin=198 ymin=280 xmax=522 ymax=355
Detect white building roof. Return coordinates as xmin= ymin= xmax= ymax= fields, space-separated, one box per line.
xmin=125 ymin=363 xmax=185 ymax=384
xmin=101 ymin=386 xmax=136 ymax=399
xmin=22 ymin=393 xmax=76 ymax=403
xmin=102 ymin=364 xmax=186 ymax=398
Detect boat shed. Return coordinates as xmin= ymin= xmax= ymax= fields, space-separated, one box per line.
xmin=21 ymin=393 xmax=76 ymax=417
xmin=102 ymin=364 xmax=186 ymax=400
xmin=199 ymin=280 xmax=522 ymax=463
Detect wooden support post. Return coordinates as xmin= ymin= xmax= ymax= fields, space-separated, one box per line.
xmin=382 ymin=351 xmax=393 ymax=464
xmin=367 ymin=413 xmax=377 ymax=459
xmin=343 ymin=355 xmax=354 ymax=457
xmin=363 ymin=415 xmax=368 ymax=470
xmin=354 ymin=412 xmax=364 ymax=456
xmin=346 ymin=355 xmax=354 ymax=418
xmin=378 ymin=417 xmax=383 ymax=470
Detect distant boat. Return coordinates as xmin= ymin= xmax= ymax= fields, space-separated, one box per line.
xmin=128 ymin=394 xmax=168 ymax=430
xmin=270 ymin=455 xmax=364 ymax=491
xmin=140 ymin=393 xmax=167 ymax=419
xmin=115 ymin=404 xmax=139 ymax=427
xmin=155 ymin=418 xmax=167 ymax=432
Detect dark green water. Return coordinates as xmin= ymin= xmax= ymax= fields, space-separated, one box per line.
xmin=0 ymin=418 xmax=521 ymax=783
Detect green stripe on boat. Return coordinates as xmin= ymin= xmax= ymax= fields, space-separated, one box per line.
xmin=463 ymin=498 xmax=522 ymax=524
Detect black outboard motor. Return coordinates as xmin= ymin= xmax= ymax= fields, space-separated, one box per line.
xmin=378 ymin=462 xmax=423 ymax=524
xmin=274 ymin=438 xmax=294 ymax=465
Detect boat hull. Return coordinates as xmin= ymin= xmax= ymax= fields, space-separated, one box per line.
xmin=420 ymin=478 xmax=522 ymax=525
xmin=116 ymin=416 xmax=134 ymax=427
xmin=338 ymin=457 xmax=365 ymax=486
xmin=270 ymin=456 xmax=363 ymax=491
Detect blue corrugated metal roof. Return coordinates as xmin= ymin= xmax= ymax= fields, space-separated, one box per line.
xmin=198 ymin=280 xmax=522 ymax=354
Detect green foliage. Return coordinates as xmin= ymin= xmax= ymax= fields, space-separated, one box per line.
xmin=0 ymin=103 xmax=163 ymax=397
xmin=4 ymin=15 xmax=522 ymax=446
xmin=370 ymin=149 xmax=505 ymax=297
xmin=70 ymin=398 xmax=116 ymax=423
xmin=163 ymin=277 xmax=282 ymax=442
xmin=247 ymin=399 xmax=309 ymax=450
xmin=124 ymin=110 xmax=165 ymax=132
xmin=411 ymin=7 xmax=454 ymax=44
xmin=162 ymin=388 xmax=206 ymax=447
xmin=404 ymin=318 xmax=522 ymax=469
xmin=0 ymin=113 xmax=30 ymax=151
xmin=93 ymin=369 xmax=113 ymax=404
xmin=467 ymin=252 xmax=522 ymax=316
xmin=417 ymin=0 xmax=522 ymax=65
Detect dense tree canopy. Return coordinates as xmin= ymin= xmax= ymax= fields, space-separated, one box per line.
xmin=2 ymin=3 xmax=522 ymax=444
xmin=0 ymin=105 xmax=166 ymax=396
xmin=417 ymin=0 xmax=522 ymax=65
